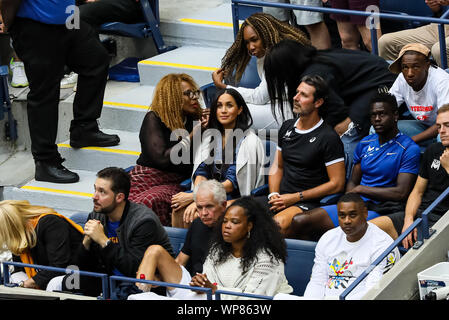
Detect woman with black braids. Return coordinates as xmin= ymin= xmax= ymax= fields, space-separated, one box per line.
xmin=212 ymin=12 xmax=311 ymax=127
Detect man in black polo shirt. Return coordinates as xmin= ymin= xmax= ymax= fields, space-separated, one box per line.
xmin=373 ymin=104 xmax=449 ymax=247
xmin=267 ymin=75 xmax=346 ymax=236
xmin=128 ymin=179 xmax=227 ymax=300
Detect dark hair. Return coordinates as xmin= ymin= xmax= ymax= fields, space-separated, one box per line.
xmin=264 ymin=39 xmax=320 ymax=121
xmin=337 ymin=193 xmax=366 ymax=209
xmin=300 ymin=74 xmax=329 ymax=102
xmin=369 ymin=92 xmax=399 ymax=114
xmin=97 ymin=167 xmax=131 ymax=200
xmin=208 ymin=196 xmax=287 ymax=273
xmin=207 ymin=88 xmax=253 ymax=133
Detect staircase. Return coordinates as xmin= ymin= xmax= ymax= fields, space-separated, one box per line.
xmin=1 ymin=0 xmax=234 ymax=218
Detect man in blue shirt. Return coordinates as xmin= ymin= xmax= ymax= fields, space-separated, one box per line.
xmin=288 ymin=92 xmax=421 ymax=241
xmin=1 ymin=0 xmax=120 ymax=183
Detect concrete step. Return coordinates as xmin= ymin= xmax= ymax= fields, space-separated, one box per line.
xmin=100 ymin=85 xmax=153 ymax=132
xmin=138 ymin=45 xmax=226 ymax=86
xmin=159 ymin=2 xmax=235 ymax=49
xmin=58 ymin=129 xmax=140 ymax=172
xmin=3 ymin=169 xmax=96 ymax=213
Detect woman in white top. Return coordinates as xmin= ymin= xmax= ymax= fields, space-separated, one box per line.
xmin=190 ymin=196 xmax=293 ymax=299
xmin=211 ymin=12 xmax=311 ymax=128
xmin=171 ymin=89 xmax=266 ymax=228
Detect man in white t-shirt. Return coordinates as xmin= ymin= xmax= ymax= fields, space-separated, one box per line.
xmin=389 ymin=43 xmax=449 ymax=149
xmin=304 ymin=193 xmax=399 ymax=300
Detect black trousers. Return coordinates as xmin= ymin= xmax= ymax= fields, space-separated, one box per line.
xmin=9 ymin=18 xmax=110 ymax=161
xmin=79 ymin=0 xmax=143 ymax=28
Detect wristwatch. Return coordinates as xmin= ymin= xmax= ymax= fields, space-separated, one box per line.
xmin=102 ymin=239 xmax=111 ymax=248
xmin=299 ymin=191 xmax=304 ymax=202
xmin=18 ymin=281 xmax=24 ymax=287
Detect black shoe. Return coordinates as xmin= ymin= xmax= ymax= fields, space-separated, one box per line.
xmin=35 ymin=160 xmax=79 ymax=183
xmin=70 ymin=130 xmax=120 ymax=149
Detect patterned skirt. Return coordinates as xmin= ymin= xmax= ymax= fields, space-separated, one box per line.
xmin=128 ymin=165 xmax=185 ymax=226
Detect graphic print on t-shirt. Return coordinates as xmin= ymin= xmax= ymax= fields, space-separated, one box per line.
xmin=327 ymin=257 xmax=355 ymax=290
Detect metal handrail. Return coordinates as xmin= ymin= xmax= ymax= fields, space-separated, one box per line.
xmin=2 ymin=261 xmax=110 ymax=300
xmin=110 ymin=275 xmax=273 ymax=300
xmin=339 ymin=185 xmax=449 ymax=300
xmin=232 ymin=0 xmax=449 ymax=68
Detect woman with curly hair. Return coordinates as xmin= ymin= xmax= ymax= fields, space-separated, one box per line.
xmin=0 ymin=200 xmax=83 ymax=291
xmin=128 ymin=73 xmax=209 ymax=226
xmin=189 ymin=196 xmax=293 ymax=299
xmin=211 ymin=12 xmax=311 ymax=127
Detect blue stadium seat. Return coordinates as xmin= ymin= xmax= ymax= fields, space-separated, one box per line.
xmin=380 ymin=0 xmax=435 ymax=30
xmin=236 ymin=55 xmax=261 ymax=89
xmin=285 ymin=238 xmax=317 ymax=296
xmin=164 ymin=226 xmax=188 ymax=256
xmin=99 ymin=0 xmax=175 ymax=54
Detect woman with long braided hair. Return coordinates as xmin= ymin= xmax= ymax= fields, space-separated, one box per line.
xmin=212 ymin=13 xmax=311 ymax=127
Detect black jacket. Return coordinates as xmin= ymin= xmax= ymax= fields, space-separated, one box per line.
xmin=76 ymin=201 xmax=174 ymax=277
xmin=13 ymin=214 xmax=83 ymax=289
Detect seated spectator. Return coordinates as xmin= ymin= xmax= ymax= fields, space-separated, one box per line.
xmin=171 ymin=88 xmax=266 ymax=228
xmin=289 ymin=92 xmax=421 ymax=240
xmin=189 ymin=196 xmax=293 ymax=299
xmin=212 ymin=12 xmax=311 ymax=128
xmin=304 ymin=193 xmax=399 ymax=300
xmin=378 ymin=0 xmax=449 ymax=68
xmin=264 ymin=39 xmax=397 ymax=176
xmin=388 ymin=43 xmax=449 ymax=149
xmin=0 ymin=200 xmax=83 ymax=291
xmin=370 ymin=104 xmax=449 ymax=246
xmin=128 ymin=73 xmax=208 ymax=226
xmin=259 ymin=75 xmax=346 ymax=236
xmin=127 ymin=180 xmax=227 ymax=300
xmin=262 ymin=0 xmax=331 ymax=49
xmin=325 ymin=0 xmax=382 ymax=52
xmin=74 ymin=167 xmax=174 ymax=296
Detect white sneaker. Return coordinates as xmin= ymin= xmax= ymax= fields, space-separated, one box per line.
xmin=10 ymin=58 xmax=29 ymax=88
xmin=60 ymin=72 xmax=78 ymax=89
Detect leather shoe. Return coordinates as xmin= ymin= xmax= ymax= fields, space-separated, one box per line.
xmin=35 ymin=160 xmax=79 ymax=183
xmin=70 ymin=130 xmax=120 ymax=149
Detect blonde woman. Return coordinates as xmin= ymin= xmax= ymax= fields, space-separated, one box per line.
xmin=0 ymin=200 xmax=83 ymax=291
xmin=128 ymin=73 xmax=209 ymax=226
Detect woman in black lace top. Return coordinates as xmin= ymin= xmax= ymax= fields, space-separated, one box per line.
xmin=128 ymin=73 xmax=208 ymax=226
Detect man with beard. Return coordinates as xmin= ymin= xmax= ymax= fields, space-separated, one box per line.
xmin=260 ymin=75 xmax=346 ymax=236
xmin=288 ymin=92 xmax=421 ymax=241
xmin=74 ymin=167 xmax=174 ymax=296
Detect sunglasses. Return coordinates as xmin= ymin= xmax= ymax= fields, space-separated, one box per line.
xmin=183 ymin=90 xmax=201 ymax=99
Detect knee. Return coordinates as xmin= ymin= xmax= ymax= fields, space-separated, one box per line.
xmin=143 ymin=244 xmax=164 ymax=259
xmin=339 ymin=33 xmax=359 ymax=49
xmin=431 ymin=43 xmax=442 ymax=65
xmin=290 ymin=213 xmax=312 ymax=232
